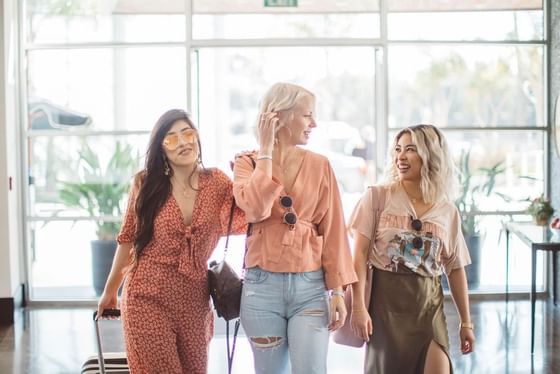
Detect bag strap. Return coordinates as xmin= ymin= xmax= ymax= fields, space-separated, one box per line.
xmin=367 ymin=186 xmax=386 ymax=267
xmin=224 ymin=155 xmax=256 ymax=373
xmin=223 ymin=198 xmax=236 ymax=260
xmin=226 ymin=319 xmax=241 ymax=374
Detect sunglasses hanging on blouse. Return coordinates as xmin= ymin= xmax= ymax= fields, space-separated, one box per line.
xmin=280 ymin=196 xmax=297 ymax=230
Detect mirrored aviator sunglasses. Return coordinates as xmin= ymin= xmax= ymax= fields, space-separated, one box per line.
xmin=280 ymin=196 xmax=297 ymax=229
xmin=162 ymin=128 xmax=198 ymax=151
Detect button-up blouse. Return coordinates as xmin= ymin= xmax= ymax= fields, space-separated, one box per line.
xmin=117 ymin=168 xmax=247 ymax=280
xmin=233 ymin=150 xmax=357 ymax=290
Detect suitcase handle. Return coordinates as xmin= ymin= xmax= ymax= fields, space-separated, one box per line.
xmin=93 ymin=308 xmax=121 ymax=321
xmin=93 ymin=308 xmax=121 ymax=374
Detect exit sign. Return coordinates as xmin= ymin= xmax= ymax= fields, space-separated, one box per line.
xmin=264 ymin=0 xmax=298 ymax=7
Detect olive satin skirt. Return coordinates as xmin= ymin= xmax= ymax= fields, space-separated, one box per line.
xmin=365 ymin=269 xmax=452 ymax=374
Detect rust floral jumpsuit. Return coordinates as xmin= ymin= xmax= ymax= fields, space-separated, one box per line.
xmin=117 ymin=168 xmax=246 ymax=374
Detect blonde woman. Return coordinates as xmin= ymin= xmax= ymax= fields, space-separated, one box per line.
xmin=349 ymin=124 xmax=475 ymax=373
xmin=233 ymin=82 xmax=357 ymax=374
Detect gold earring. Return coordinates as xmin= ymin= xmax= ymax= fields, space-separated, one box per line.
xmin=163 ymin=159 xmax=170 ymax=176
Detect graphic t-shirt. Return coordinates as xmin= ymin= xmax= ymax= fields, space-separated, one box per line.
xmin=348 ymin=185 xmax=471 ymax=277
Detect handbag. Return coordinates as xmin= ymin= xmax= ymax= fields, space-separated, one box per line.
xmin=208 ymin=198 xmax=243 ymax=321
xmin=207 ymin=195 xmax=252 ymax=374
xmin=333 ymin=186 xmax=386 ymax=347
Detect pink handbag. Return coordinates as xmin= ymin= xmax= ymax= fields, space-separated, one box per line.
xmin=333 ymin=186 xmax=386 ymax=347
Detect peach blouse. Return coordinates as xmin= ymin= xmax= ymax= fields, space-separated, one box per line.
xmin=233 ymin=150 xmax=357 ymax=290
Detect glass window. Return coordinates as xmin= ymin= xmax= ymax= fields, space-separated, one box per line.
xmin=29 ymin=220 xmax=102 ymax=300
xmin=192 ymin=0 xmax=379 ymax=39
xmin=388 ymin=45 xmax=544 ymax=128
xmin=28 ymin=135 xmax=147 ymax=218
xmin=387 ymin=0 xmax=542 ymax=12
xmin=27 ymin=47 xmax=187 ymax=131
xmin=389 ymin=11 xmax=543 ymax=41
xmin=26 ymin=0 xmax=186 ymax=44
xmin=193 ymin=46 xmax=377 ymax=193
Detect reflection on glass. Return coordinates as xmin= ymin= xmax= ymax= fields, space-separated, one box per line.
xmin=389 ymin=11 xmax=543 ymax=41
xmin=28 ymin=135 xmax=147 ymax=216
xmin=193 ymin=14 xmax=379 ymax=39
xmin=388 ymin=45 xmax=544 ymax=127
xmin=26 ymin=1 xmax=185 ymax=44
xmin=194 ymin=0 xmax=379 ymax=13
xmin=194 ymin=46 xmax=377 ymax=191
xmin=30 ymin=220 xmax=100 ymax=300
xmin=27 ymin=48 xmax=187 ymax=131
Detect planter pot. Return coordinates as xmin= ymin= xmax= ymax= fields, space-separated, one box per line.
xmin=533 ymin=217 xmax=550 ymax=226
xmin=91 ymin=239 xmax=117 ymax=296
xmin=442 ymin=234 xmax=480 ymax=291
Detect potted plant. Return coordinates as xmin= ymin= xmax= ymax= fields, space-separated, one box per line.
xmin=59 ymin=141 xmax=139 ymax=296
xmin=527 ymin=195 xmax=555 ymax=226
xmin=451 ymin=150 xmax=510 ymax=289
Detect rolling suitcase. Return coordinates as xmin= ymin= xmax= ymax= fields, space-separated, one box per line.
xmin=81 ymin=309 xmax=129 ymax=374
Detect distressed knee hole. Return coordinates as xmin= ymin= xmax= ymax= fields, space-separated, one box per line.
xmin=301 ymin=309 xmax=325 ymax=317
xmin=250 ymin=336 xmax=283 ymax=348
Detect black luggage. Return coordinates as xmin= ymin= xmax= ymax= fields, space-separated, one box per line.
xmin=81 ymin=309 xmax=129 ymax=374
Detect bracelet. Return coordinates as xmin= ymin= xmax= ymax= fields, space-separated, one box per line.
xmin=459 ymin=322 xmax=474 ymax=330
xmin=331 ymin=290 xmax=345 ymax=298
xmin=256 ymin=155 xmax=272 ymax=161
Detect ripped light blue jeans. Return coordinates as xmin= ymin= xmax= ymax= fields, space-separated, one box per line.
xmin=240 ymin=267 xmax=330 ymax=374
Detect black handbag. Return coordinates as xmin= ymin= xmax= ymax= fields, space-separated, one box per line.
xmin=207 ymin=198 xmax=249 ymax=374
xmin=208 ymin=199 xmax=243 ymax=321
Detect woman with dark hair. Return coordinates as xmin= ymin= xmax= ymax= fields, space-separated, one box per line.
xmin=349 ymin=124 xmax=475 ymax=373
xmin=97 ymin=109 xmax=246 ymax=373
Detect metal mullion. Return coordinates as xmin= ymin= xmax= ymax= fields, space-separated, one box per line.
xmin=190 ymin=38 xmax=384 ymax=48
xmin=186 ymin=0 xmax=193 ymax=114
xmin=25 ymin=41 xmax=186 ymax=51
xmin=387 ymin=39 xmax=546 ymax=46
xmin=377 ymin=0 xmax=388 ymax=171
xmin=19 ymin=0 xmax=33 ymax=303
xmin=437 ymin=126 xmax=548 ymax=131
xmin=26 ymin=129 xmax=150 ymax=138
xmin=27 ymin=216 xmax=123 ymax=223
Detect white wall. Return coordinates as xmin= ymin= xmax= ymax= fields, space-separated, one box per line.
xmin=0 ymin=0 xmax=23 ymax=299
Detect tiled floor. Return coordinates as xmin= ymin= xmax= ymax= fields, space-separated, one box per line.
xmin=1 ymin=298 xmax=559 ymax=373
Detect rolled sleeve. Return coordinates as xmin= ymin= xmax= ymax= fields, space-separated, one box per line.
xmin=116 ymin=174 xmax=141 ymax=244
xmin=233 ymin=155 xmax=283 ymax=223
xmin=319 ymin=163 xmax=358 ymax=290
xmin=443 ymin=208 xmax=472 ymax=274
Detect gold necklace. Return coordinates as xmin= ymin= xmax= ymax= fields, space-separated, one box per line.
xmin=173 ymin=175 xmax=196 ymax=198
xmin=402 ymin=184 xmax=423 ymax=204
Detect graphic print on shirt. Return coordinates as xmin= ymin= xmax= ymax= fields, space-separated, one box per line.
xmin=386 ymin=231 xmax=442 ymax=277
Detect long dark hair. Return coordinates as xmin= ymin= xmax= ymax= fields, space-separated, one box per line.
xmin=134 ymin=109 xmax=205 ymax=257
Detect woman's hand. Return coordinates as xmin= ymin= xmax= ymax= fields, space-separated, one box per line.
xmin=460 ymin=327 xmax=475 ymax=354
xmin=350 ymin=307 xmax=373 ymax=342
xmin=257 ymin=112 xmax=280 ymax=154
xmin=328 ymin=294 xmax=347 ymax=332
xmin=96 ymin=292 xmax=118 ymax=320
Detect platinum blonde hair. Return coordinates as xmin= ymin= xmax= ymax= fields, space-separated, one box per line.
xmin=254 ymin=82 xmax=315 ymax=139
xmin=383 ymin=124 xmax=459 ymax=204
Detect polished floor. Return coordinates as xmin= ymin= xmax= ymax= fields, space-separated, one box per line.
xmin=0 ymin=298 xmax=559 ymax=374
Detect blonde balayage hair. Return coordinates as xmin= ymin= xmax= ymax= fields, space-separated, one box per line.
xmin=384 ymin=124 xmax=459 ymax=204
xmin=254 ymin=82 xmax=315 ymax=139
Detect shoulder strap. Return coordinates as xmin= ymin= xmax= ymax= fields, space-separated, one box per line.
xmin=367 ymin=186 xmax=386 ymax=265
xmin=223 ymin=197 xmax=236 ymax=259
